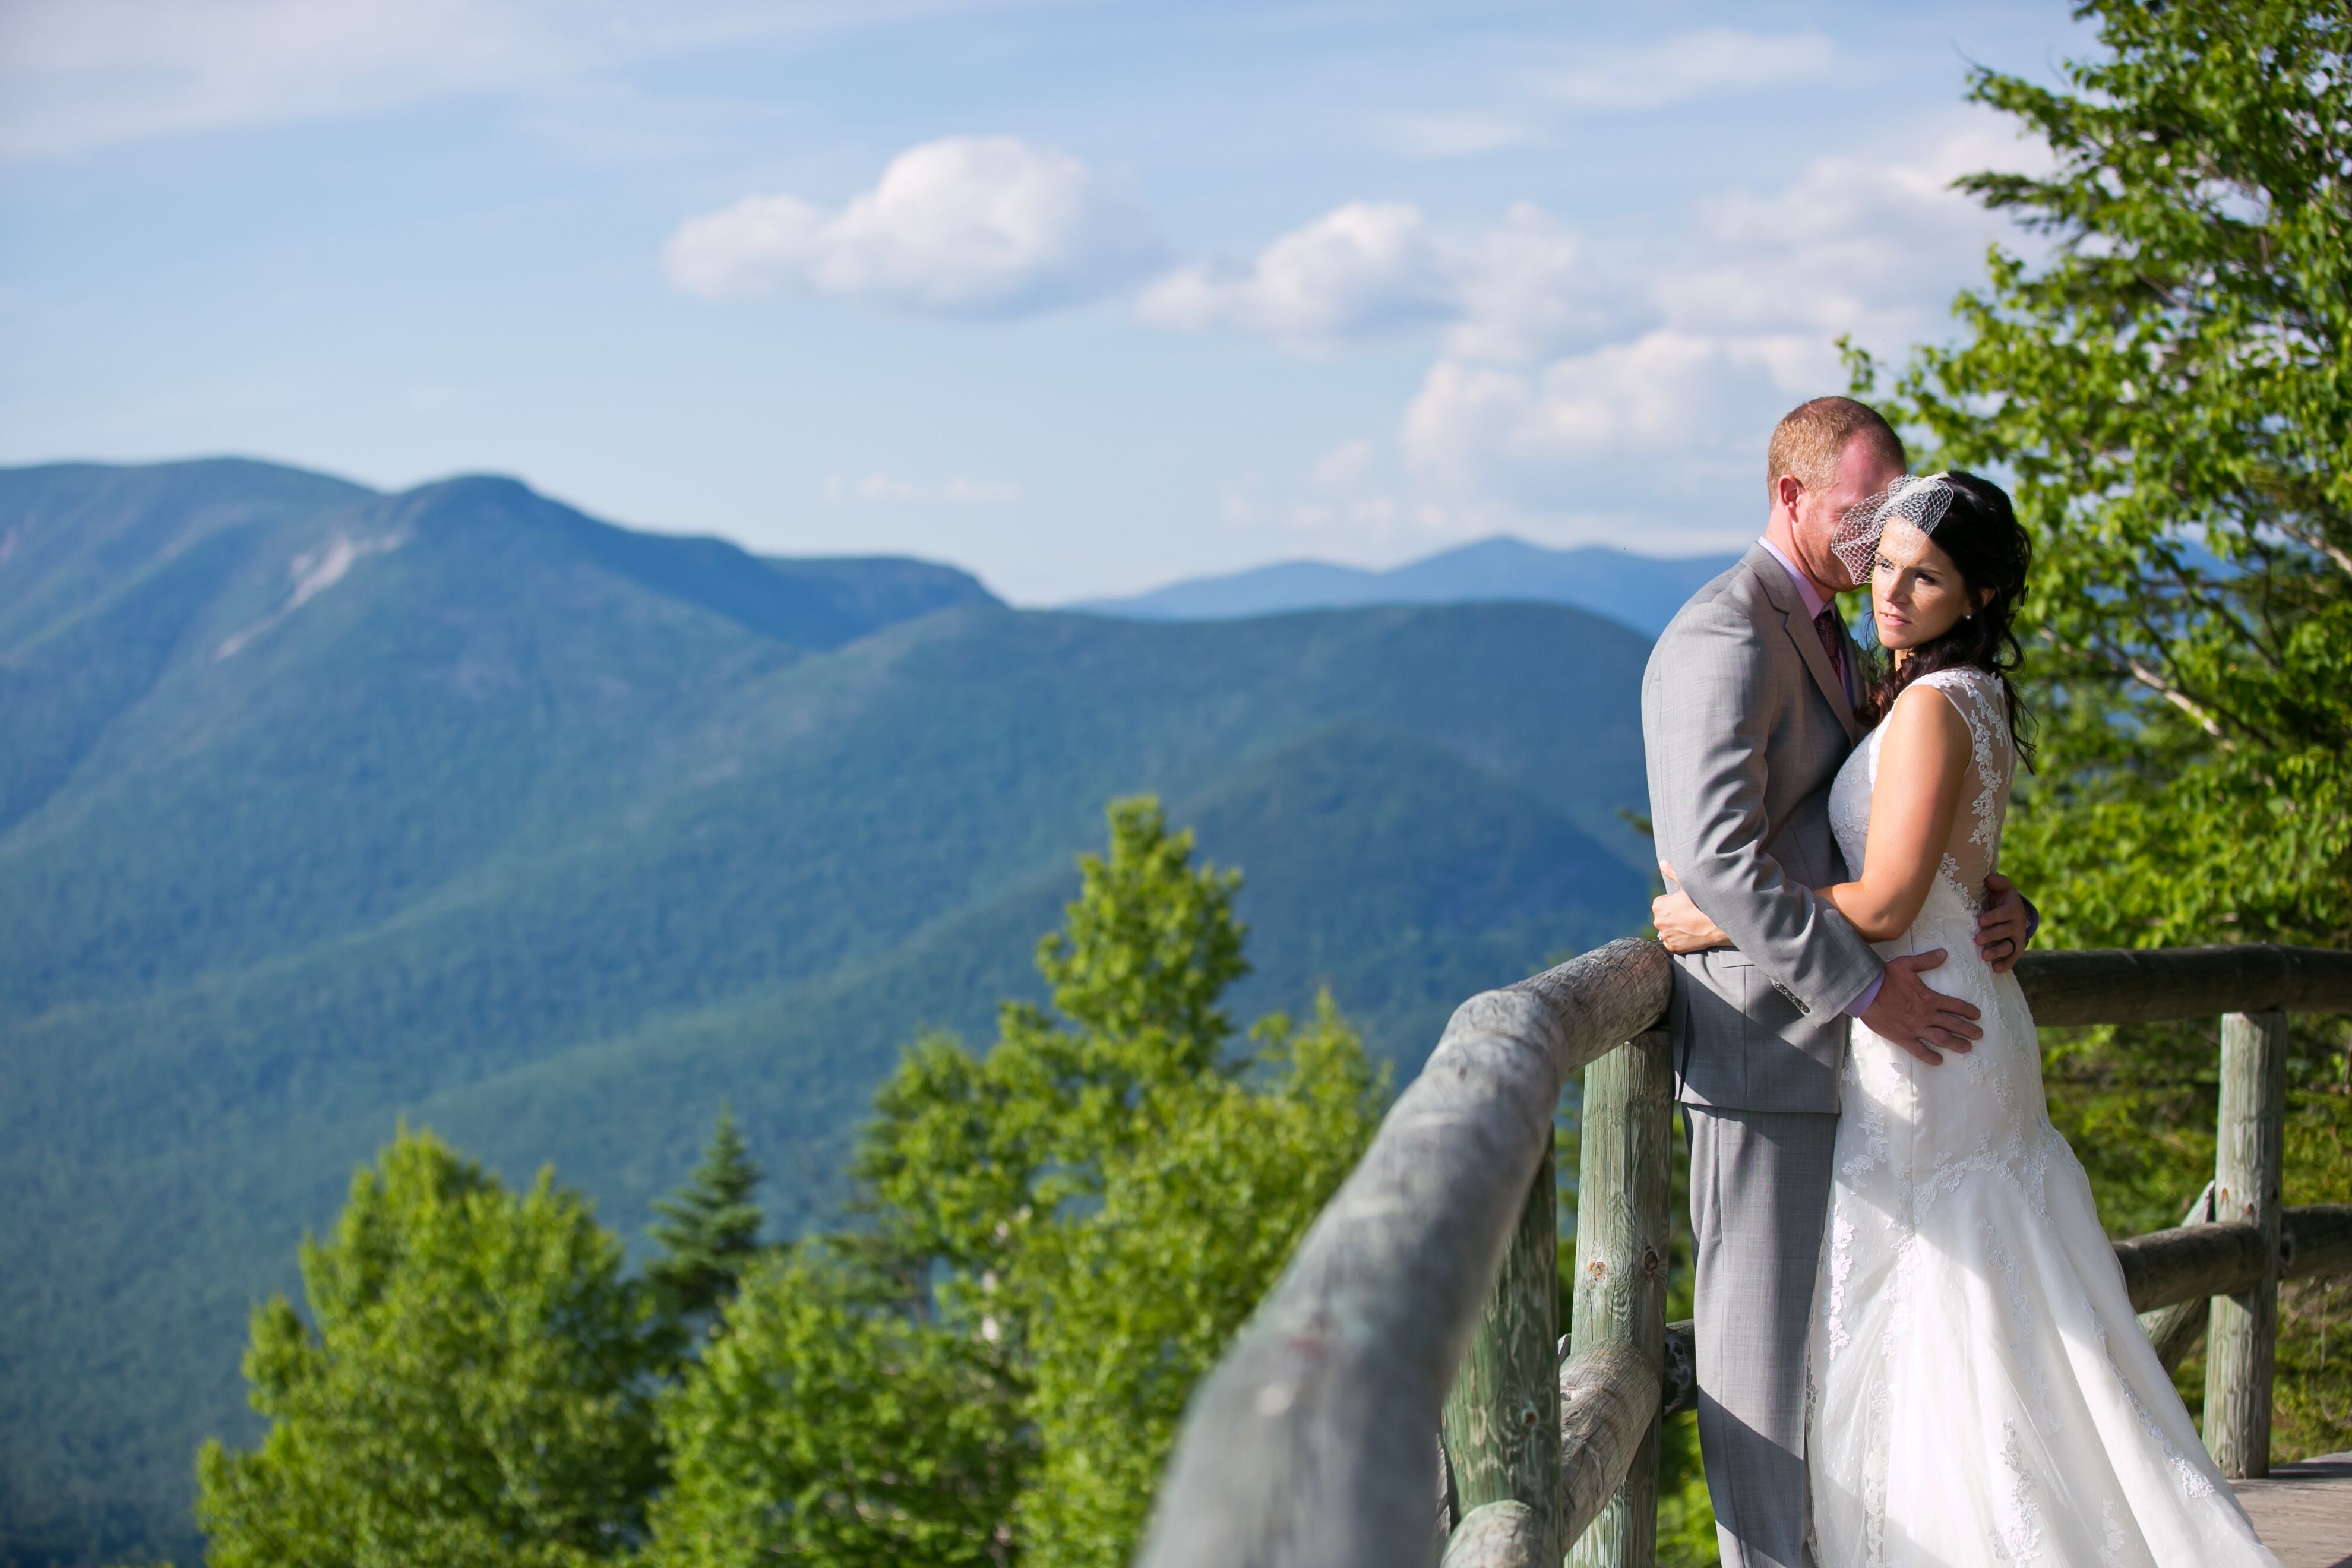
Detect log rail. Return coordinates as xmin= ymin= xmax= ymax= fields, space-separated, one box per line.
xmin=1136 ymin=942 xmax=2352 ymax=1568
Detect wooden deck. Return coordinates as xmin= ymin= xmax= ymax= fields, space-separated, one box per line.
xmin=2235 ymin=1452 xmax=2352 ymax=1568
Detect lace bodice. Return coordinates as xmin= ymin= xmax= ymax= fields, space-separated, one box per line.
xmin=1828 ymin=666 xmax=2015 ymax=937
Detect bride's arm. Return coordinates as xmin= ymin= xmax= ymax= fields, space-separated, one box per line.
xmin=1815 ymin=684 xmax=1972 ymax=943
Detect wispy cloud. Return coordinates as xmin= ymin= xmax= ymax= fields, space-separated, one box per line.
xmin=1380 ymin=111 xmax=1537 ymax=160
xmin=0 ymin=0 xmax=1004 ymax=160
xmin=1532 ymin=28 xmax=1835 ymax=112
xmin=822 ymin=473 xmax=1022 ymax=505
xmin=663 ymin=136 xmax=1162 ymax=317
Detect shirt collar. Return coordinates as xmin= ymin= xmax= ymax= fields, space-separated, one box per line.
xmin=1756 ymin=535 xmax=1832 ymax=621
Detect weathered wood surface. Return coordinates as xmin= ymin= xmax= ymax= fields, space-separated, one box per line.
xmin=1441 ymin=1152 xmax=1560 ymax=1556
xmin=2229 ymin=1450 xmax=2352 ymax=1568
xmin=1432 ymin=1436 xmax=1458 ymax=1561
xmin=2116 ymin=1205 xmax=2352 ymax=1314
xmin=2137 ymin=1203 xmax=2352 ymax=1374
xmin=2208 ymin=1011 xmax=2288 ymax=1479
xmin=1440 ymin=1501 xmax=1541 ymax=1568
xmin=1557 ymin=1340 xmax=1661 ymax=1545
xmin=2016 ymin=945 xmax=2352 ymax=1027
xmin=2138 ymin=1184 xmax=2216 ymax=1374
xmin=2143 ymin=1296 xmax=2211 ymax=1377
xmin=1567 ymin=1032 xmax=1674 ymax=1568
xmin=2118 ymin=1219 xmax=2271 ymax=1312
xmin=2285 ymin=1203 xmax=2352 ymax=1284
xmin=1134 ymin=938 xmax=1671 ymax=1568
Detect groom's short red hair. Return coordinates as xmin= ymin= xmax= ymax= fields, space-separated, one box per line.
xmin=1766 ymin=397 xmax=1906 ymax=498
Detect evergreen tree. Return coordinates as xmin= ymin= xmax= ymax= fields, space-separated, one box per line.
xmin=647 ymin=1106 xmax=766 ymax=1332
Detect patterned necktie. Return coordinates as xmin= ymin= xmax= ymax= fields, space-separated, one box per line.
xmin=1814 ymin=606 xmax=1847 ymax=693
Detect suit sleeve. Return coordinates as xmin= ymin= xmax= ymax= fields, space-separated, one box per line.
xmin=1642 ymin=599 xmax=1882 ymax=1017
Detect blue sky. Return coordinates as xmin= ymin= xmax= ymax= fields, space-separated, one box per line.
xmin=0 ymin=1 xmax=2091 ymax=603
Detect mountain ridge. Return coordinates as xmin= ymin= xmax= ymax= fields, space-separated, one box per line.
xmin=0 ymin=459 xmax=1658 ymax=1567
xmin=1074 ymin=534 xmax=1741 ymax=636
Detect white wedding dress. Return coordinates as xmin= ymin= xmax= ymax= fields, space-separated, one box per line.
xmin=1807 ymin=666 xmax=2277 ymax=1567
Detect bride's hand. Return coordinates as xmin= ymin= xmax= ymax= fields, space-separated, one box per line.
xmin=1651 ymin=865 xmax=1731 ymax=954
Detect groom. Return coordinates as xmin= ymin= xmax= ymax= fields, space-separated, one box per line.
xmin=1639 ymin=397 xmax=2033 ymax=1568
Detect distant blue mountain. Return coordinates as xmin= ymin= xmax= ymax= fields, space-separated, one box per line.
xmin=1075 ymin=536 xmax=1743 ymax=637
xmin=0 ymin=460 xmax=1659 ymax=1566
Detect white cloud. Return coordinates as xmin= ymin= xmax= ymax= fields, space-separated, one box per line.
xmin=1392 ymin=121 xmax=2043 ymax=520
xmin=1659 ymin=124 xmax=2037 ymax=343
xmin=0 ymin=0 xmax=983 ymax=160
xmin=1440 ymin=203 xmax=1616 ymax=363
xmin=664 ymin=136 xmax=1161 ymax=317
xmin=822 ymin=473 xmax=1021 ymax=505
xmin=1180 ymin=118 xmax=2043 ymax=549
xmin=1136 ymin=202 xmax=1453 ymax=350
xmin=1532 ymin=29 xmax=1834 ymax=112
xmin=1402 ymin=331 xmax=1811 ymax=480
xmin=1138 ymin=199 xmax=1609 ymax=361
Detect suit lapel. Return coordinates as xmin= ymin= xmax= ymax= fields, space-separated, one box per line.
xmin=1743 ymin=543 xmax=1864 ymax=745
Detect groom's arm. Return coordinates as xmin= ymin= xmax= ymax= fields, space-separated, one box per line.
xmin=1642 ymin=601 xmax=1881 ymax=1017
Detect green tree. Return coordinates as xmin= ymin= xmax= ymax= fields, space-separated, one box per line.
xmin=653 ymin=798 xmax=1388 ymax=1568
xmin=1015 ymin=995 xmax=1382 ymax=1564
xmin=1854 ymin=0 xmax=2351 ymax=950
xmin=646 ymin=1250 xmax=1026 ymax=1568
xmin=647 ymin=1107 xmax=766 ymax=1336
xmin=1855 ymin=0 xmax=2352 ymax=1461
xmin=195 ymin=1128 xmax=660 ymax=1568
xmin=849 ymin=798 xmax=1253 ymax=1292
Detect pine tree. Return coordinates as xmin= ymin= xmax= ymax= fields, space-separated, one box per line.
xmin=647 ymin=1107 xmax=765 ymax=1330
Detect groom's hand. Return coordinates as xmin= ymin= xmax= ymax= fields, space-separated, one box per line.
xmin=1860 ymin=950 xmax=1983 ymax=1066
xmin=1975 ymin=872 xmax=2032 ymax=975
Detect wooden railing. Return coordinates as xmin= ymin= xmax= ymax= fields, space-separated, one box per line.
xmin=1135 ymin=941 xmax=2352 ymax=1568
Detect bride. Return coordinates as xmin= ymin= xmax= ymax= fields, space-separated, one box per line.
xmin=1654 ymin=472 xmax=2277 ymax=1566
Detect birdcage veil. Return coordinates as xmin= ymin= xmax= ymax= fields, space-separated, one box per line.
xmin=1831 ymin=472 xmax=1957 ymax=581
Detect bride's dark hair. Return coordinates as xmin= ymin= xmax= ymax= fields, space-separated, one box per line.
xmin=1860 ymin=469 xmax=2037 ymax=769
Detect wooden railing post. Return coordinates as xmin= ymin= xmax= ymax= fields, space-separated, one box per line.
xmin=1441 ymin=1147 xmax=1563 ymax=1561
xmin=2205 ymin=1010 xmax=2287 ymax=1478
xmin=1566 ymin=1030 xmax=1673 ymax=1568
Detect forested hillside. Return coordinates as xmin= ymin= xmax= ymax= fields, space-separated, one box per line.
xmin=0 ymin=460 xmax=1655 ymax=1566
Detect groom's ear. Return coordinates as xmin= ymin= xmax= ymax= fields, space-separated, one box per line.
xmin=1772 ymin=472 xmax=1804 ymax=520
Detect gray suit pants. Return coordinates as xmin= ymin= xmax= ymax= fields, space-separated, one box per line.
xmin=1687 ymin=1106 xmax=1838 ymax=1568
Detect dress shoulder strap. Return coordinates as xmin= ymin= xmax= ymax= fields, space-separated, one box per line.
xmin=1912 ymin=668 xmax=2009 ymax=764
xmin=1911 ymin=668 xmax=2013 ymax=859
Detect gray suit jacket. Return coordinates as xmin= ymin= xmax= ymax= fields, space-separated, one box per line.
xmin=1641 ymin=543 xmax=1883 ymax=1113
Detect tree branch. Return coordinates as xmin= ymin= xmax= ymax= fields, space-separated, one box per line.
xmin=2125 ymin=660 xmax=2237 ymax=749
